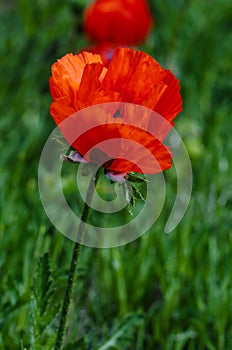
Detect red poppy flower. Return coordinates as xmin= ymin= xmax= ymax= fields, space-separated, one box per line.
xmin=49 ymin=48 xmax=182 ymax=174
xmin=83 ymin=0 xmax=153 ymax=45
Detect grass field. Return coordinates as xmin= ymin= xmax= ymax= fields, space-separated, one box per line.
xmin=1 ymin=0 xmax=232 ymax=349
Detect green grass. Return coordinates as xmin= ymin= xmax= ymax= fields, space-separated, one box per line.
xmin=1 ymin=0 xmax=232 ymax=349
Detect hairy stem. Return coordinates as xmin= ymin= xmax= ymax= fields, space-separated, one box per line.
xmin=55 ymin=170 xmax=99 ymax=350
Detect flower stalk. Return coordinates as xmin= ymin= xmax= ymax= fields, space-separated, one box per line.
xmin=55 ymin=169 xmax=99 ymax=350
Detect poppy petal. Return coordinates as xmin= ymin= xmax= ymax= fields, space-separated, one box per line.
xmin=49 ymin=52 xmax=103 ymax=100
xmin=71 ymin=122 xmax=172 ymax=174
xmin=102 ymin=48 xmax=168 ymax=109
xmin=155 ymin=70 xmax=183 ymax=122
xmin=50 ymin=97 xmax=76 ymax=125
xmin=75 ymin=64 xmax=122 ymax=110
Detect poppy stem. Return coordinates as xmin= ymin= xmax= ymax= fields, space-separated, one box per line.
xmin=55 ymin=169 xmax=99 ymax=350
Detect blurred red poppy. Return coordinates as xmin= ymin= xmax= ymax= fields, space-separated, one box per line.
xmin=49 ymin=48 xmax=182 ymax=174
xmin=84 ymin=0 xmax=153 ymax=45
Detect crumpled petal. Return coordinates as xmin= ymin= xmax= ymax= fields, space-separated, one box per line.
xmin=50 ymin=52 xmax=103 ymax=100
xmin=105 ymin=170 xmax=127 ymax=183
xmin=60 ymin=150 xmax=88 ymax=163
xmin=102 ymin=48 xmax=167 ymax=110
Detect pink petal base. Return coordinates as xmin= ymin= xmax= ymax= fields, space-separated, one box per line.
xmin=60 ymin=150 xmax=88 ymax=163
xmin=105 ymin=170 xmax=128 ymax=183
xmin=60 ymin=151 xmax=128 ymax=183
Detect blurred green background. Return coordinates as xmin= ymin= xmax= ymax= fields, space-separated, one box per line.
xmin=1 ymin=0 xmax=232 ymax=349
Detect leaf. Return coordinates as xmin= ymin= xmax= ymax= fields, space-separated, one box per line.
xmin=127 ymin=172 xmax=148 ymax=183
xmin=130 ymin=183 xmax=145 ymax=202
xmin=121 ymin=181 xmax=134 ymax=215
xmin=98 ymin=314 xmax=144 ymax=350
xmin=121 ymin=180 xmax=146 ymax=215
xmin=32 ymin=252 xmax=53 ymax=316
xmin=29 ymin=252 xmax=61 ymax=349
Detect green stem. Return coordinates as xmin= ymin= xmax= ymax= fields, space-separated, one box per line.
xmin=55 ymin=170 xmax=99 ymax=350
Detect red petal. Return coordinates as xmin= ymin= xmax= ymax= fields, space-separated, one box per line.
xmin=102 ymin=48 xmax=167 ymax=109
xmin=71 ymin=123 xmax=172 ymax=174
xmin=50 ymin=98 xmax=76 ymax=125
xmin=155 ymin=70 xmax=183 ymax=122
xmin=49 ymin=52 xmax=103 ymax=101
xmin=76 ymin=62 xmax=122 ymax=110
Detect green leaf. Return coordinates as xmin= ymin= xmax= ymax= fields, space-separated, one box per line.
xmin=32 ymin=252 xmax=53 ymax=316
xmin=128 ymin=173 xmax=147 ymax=183
xmin=121 ymin=180 xmax=146 ymax=215
xmin=98 ymin=314 xmax=144 ymax=350
xmin=130 ymin=183 xmax=145 ymax=202
xmin=121 ymin=182 xmax=134 ymax=215
xmin=29 ymin=252 xmax=61 ymax=349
